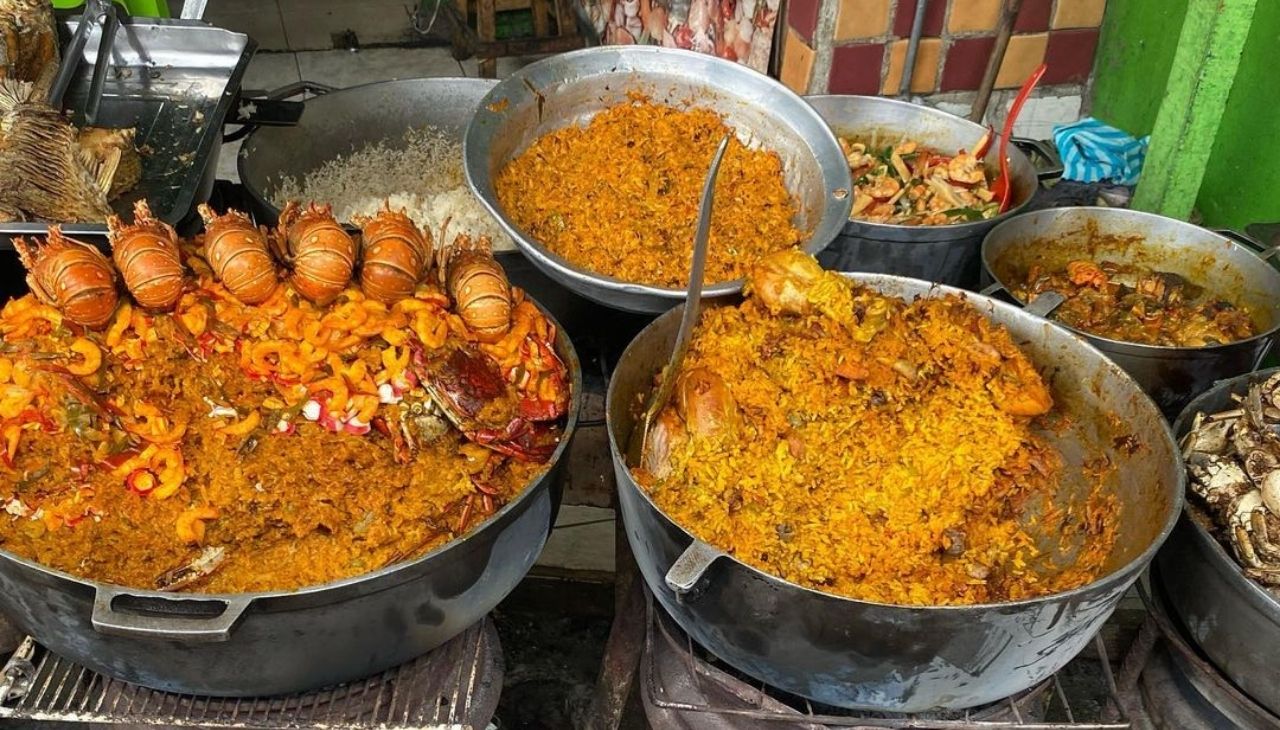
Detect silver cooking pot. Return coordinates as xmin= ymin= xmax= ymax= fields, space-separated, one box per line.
xmin=465 ymin=46 xmax=853 ymax=314
xmin=0 ymin=301 xmax=582 ymax=697
xmin=982 ymin=207 xmax=1280 ymax=417
xmin=805 ymin=95 xmax=1053 ymax=290
xmin=1157 ymin=368 xmax=1280 ymax=717
xmin=606 ymin=273 xmax=1182 ymax=712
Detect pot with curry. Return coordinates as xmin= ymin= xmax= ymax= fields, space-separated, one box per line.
xmin=983 ymin=206 xmax=1280 ymax=417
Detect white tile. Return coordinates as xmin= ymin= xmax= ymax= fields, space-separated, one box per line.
xmin=203 ymin=0 xmax=289 ymax=50
xmin=1009 ymin=94 xmax=1083 ymax=139
xmin=278 ymin=0 xmax=417 ymax=49
xmin=295 ymin=47 xmax=466 ymax=88
xmin=241 ymin=51 xmax=301 ymax=92
xmin=535 ymin=505 xmax=616 ymax=573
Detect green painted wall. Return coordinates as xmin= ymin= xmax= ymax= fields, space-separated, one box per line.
xmin=1091 ymin=0 xmax=1280 ymax=228
xmin=1092 ymin=0 xmax=1188 ymax=137
xmin=1196 ymin=0 xmax=1280 ymax=228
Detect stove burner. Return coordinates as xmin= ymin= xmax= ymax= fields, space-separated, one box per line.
xmin=0 ymin=618 xmax=501 ymax=729
xmin=1124 ymin=570 xmax=1280 ymax=730
xmin=640 ymin=597 xmax=1131 ymax=729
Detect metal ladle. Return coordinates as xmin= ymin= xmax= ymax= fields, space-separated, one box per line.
xmin=627 ymin=133 xmax=733 ymax=468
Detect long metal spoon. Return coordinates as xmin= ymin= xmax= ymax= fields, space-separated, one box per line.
xmin=627 ymin=133 xmax=732 ymax=468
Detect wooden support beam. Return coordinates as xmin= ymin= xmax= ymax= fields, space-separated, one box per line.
xmin=477 ymin=0 xmax=497 ymax=78
xmin=1132 ymin=0 xmax=1258 ymax=218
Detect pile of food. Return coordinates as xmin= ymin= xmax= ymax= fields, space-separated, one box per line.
xmin=1183 ymin=373 xmax=1280 ymax=585
xmin=842 ymin=134 xmax=996 ymax=226
xmin=495 ymin=94 xmax=803 ymax=288
xmin=635 ymin=251 xmax=1119 ymax=606
xmin=0 ymin=200 xmax=570 ymax=593
xmin=272 ymin=125 xmax=515 ymax=251
xmin=1012 ymin=257 xmax=1258 ymax=347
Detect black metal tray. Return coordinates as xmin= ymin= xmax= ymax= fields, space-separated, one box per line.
xmin=0 ymin=16 xmax=254 ymax=244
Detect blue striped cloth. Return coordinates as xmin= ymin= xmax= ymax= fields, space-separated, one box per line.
xmin=1052 ymin=117 xmax=1149 ymax=186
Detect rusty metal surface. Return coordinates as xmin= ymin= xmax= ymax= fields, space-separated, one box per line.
xmin=0 ymin=618 xmax=502 ymax=728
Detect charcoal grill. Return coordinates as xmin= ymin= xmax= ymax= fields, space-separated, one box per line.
xmin=0 ymin=619 xmax=502 ymax=729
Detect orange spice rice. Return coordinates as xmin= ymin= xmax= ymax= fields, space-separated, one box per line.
xmin=494 ymin=94 xmax=804 ymax=288
xmin=635 ymin=254 xmax=1119 ymax=606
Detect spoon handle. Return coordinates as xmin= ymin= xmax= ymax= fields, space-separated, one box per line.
xmin=629 ymin=133 xmax=733 ymax=467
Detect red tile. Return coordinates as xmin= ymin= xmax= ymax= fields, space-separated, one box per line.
xmin=1043 ymin=28 xmax=1100 ymax=84
xmin=788 ymin=0 xmax=820 ymax=43
xmin=1014 ymin=0 xmax=1052 ymax=32
xmin=893 ymin=0 xmax=946 ymax=37
xmin=829 ymin=42 xmax=888 ymax=95
xmin=940 ymin=36 xmax=994 ymax=91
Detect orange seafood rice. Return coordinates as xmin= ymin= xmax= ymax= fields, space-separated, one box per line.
xmin=0 ymin=242 xmax=567 ymax=593
xmin=635 ymin=251 xmax=1119 ymax=606
xmin=494 ymin=94 xmax=804 ymax=288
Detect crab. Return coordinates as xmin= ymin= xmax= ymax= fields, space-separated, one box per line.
xmin=373 ymin=339 xmax=561 ymax=465
xmin=1183 ymin=372 xmax=1280 ymax=584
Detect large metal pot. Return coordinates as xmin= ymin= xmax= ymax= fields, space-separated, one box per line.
xmin=0 ymin=304 xmax=582 ymax=697
xmin=237 ymin=77 xmax=497 ymax=225
xmin=607 ymin=274 xmax=1182 ymax=712
xmin=983 ymin=207 xmax=1280 ymax=417
xmin=1156 ymin=368 xmax=1280 ymax=717
xmin=804 ymin=96 xmax=1047 ymax=290
xmin=465 ymin=46 xmax=853 ymax=314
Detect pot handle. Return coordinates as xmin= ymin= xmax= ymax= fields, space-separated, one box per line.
xmin=1011 ymin=137 xmax=1064 ymax=182
xmin=222 ymin=81 xmax=338 ymax=144
xmin=91 ymin=588 xmax=252 ymax=643
xmin=665 ymin=540 xmax=724 ymax=598
xmin=1213 ymin=228 xmax=1280 ymax=261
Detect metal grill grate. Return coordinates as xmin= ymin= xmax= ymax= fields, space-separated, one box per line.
xmin=641 ymin=597 xmax=1132 ymax=730
xmin=0 ymin=618 xmax=502 ymax=729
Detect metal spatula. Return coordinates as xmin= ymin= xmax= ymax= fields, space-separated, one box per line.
xmin=627 ymin=133 xmax=732 ymax=468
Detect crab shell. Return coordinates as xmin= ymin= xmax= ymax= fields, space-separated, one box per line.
xmin=198 ymin=204 xmax=279 ymax=305
xmin=109 ymin=200 xmax=184 ymax=310
xmin=357 ymin=207 xmax=429 ymax=304
xmin=14 ymin=227 xmax=118 ymax=328
xmin=279 ymin=201 xmax=356 ymax=306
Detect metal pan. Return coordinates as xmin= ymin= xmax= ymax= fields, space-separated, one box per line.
xmin=237 ymin=77 xmax=499 ymax=227
xmin=0 ymin=17 xmax=254 ymax=242
xmin=0 ymin=299 xmax=582 ymax=697
xmin=607 ymin=273 xmax=1182 ymax=712
xmin=1156 ymin=368 xmax=1280 ymax=718
xmin=982 ymin=207 xmax=1280 ymax=417
xmin=805 ymin=95 xmax=1056 ymax=290
xmin=464 ymin=46 xmax=853 ymax=314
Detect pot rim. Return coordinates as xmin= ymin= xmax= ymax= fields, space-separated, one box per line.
xmin=804 ymin=94 xmax=1039 ymax=236
xmin=0 ymin=296 xmax=583 ymax=605
xmin=607 ymin=272 xmax=1184 ymax=612
xmin=1171 ymin=367 xmax=1280 ymax=618
xmin=982 ymin=206 xmax=1280 ymax=353
xmin=236 ymin=75 xmax=501 ymax=224
xmin=463 ymin=46 xmax=854 ymax=306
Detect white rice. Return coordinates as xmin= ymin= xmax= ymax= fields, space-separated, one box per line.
xmin=270 ymin=125 xmax=515 ymax=251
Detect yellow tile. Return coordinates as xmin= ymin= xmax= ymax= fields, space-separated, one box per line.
xmin=834 ymin=0 xmax=892 ymax=41
xmin=1052 ymin=0 xmax=1107 ymax=28
xmin=948 ymin=0 xmax=1001 ymax=33
xmin=881 ymin=37 xmax=943 ymax=94
xmin=781 ymin=27 xmax=816 ymax=94
xmin=995 ymin=33 xmax=1048 ymax=88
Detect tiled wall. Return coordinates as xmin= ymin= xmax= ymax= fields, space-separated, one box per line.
xmin=781 ymin=0 xmax=1104 ymax=96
